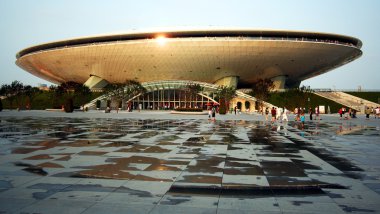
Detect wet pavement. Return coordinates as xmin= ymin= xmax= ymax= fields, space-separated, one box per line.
xmin=0 ymin=111 xmax=380 ymax=213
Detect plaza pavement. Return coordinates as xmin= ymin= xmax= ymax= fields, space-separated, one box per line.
xmin=0 ymin=110 xmax=379 ymax=214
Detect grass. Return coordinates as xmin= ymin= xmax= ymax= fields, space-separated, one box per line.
xmin=344 ymin=92 xmax=380 ymax=104
xmin=1 ymin=92 xmax=102 ymax=110
xmin=268 ymin=92 xmax=347 ymax=113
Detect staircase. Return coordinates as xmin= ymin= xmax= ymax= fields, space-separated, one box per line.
xmin=313 ymin=90 xmax=378 ymax=112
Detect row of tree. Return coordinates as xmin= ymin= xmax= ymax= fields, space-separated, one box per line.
xmin=0 ymin=81 xmax=42 ymax=111
xmin=1 ymin=78 xmax=293 ymax=113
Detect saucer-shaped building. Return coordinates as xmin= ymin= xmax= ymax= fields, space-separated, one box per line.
xmin=16 ymin=29 xmax=362 ymax=111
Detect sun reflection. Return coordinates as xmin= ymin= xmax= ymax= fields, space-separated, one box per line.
xmin=156 ymin=35 xmax=167 ymax=46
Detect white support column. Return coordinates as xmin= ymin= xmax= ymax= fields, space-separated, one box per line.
xmin=271 ymin=75 xmax=287 ymax=91
xmin=84 ymin=75 xmax=108 ymax=90
xmin=214 ymin=76 xmax=239 ymax=89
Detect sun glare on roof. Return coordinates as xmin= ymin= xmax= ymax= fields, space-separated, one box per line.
xmin=156 ymin=35 xmax=167 ymax=46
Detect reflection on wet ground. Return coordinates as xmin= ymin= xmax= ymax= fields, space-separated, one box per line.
xmin=0 ymin=116 xmax=380 ymax=213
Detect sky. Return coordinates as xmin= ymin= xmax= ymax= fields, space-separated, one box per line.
xmin=1 ymin=0 xmax=379 ymax=90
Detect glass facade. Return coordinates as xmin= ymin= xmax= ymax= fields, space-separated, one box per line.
xmin=129 ymin=89 xmax=215 ymax=110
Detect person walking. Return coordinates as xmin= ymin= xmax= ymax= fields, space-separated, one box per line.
xmin=265 ymin=107 xmax=269 ymax=121
xmin=365 ymin=107 xmax=371 ymax=120
xmin=271 ymin=107 xmax=276 ymax=123
xmin=300 ymin=113 xmax=306 ymax=128
xmin=282 ymin=107 xmax=289 ymax=122
xmin=309 ymin=107 xmax=313 ymax=120
xmin=314 ymin=106 xmax=319 ymax=120
xmin=211 ymin=106 xmax=216 ymax=121
xmin=276 ymin=107 xmax=282 ymax=121
xmin=375 ymin=106 xmax=380 ymax=119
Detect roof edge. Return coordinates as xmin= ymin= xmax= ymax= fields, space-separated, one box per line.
xmin=16 ymin=29 xmax=362 ymax=59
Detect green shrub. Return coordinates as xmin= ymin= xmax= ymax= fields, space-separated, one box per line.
xmin=345 ymin=92 xmax=380 ymax=104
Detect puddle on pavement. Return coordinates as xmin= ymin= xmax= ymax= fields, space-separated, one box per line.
xmin=115 ymin=186 xmax=154 ymax=197
xmin=0 ymin=180 xmax=13 ymax=189
xmin=179 ymin=174 xmax=222 ymax=184
xmin=15 ymin=162 xmax=48 ymax=176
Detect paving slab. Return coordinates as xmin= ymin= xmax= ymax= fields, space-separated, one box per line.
xmin=0 ymin=111 xmax=379 ymax=213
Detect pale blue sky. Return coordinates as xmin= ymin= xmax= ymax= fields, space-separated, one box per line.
xmin=1 ymin=0 xmax=379 ymax=89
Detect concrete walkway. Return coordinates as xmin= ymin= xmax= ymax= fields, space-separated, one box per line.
xmin=0 ymin=110 xmax=379 ymax=213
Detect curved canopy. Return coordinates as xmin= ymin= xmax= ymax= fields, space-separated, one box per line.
xmin=16 ymin=29 xmax=362 ymax=88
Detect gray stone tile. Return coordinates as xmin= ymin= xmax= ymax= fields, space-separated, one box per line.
xmin=19 ymin=198 xmax=95 ymax=214
xmin=81 ymin=202 xmax=155 ymax=214
xmin=119 ymin=180 xmax=173 ymax=195
xmin=159 ymin=194 xmax=219 ymax=208
xmin=1 ymin=113 xmax=380 ymax=213
xmin=217 ymin=209 xmax=282 ymax=214
xmin=0 ymin=197 xmax=37 ymax=213
xmin=222 ymin=174 xmax=269 ymax=186
xmin=150 ymin=204 xmax=216 ymax=214
xmin=46 ymin=190 xmax=111 ymax=202
xmin=276 ymin=199 xmax=345 ymax=214
xmin=218 ymin=196 xmax=281 ymax=212
xmin=101 ymin=191 xmax=162 ymax=205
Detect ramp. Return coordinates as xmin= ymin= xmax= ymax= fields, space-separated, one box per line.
xmin=313 ymin=90 xmax=378 ymax=112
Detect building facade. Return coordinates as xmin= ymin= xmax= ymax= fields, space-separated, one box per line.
xmin=16 ymin=29 xmax=362 ymax=111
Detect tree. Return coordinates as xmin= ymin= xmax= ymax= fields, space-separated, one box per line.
xmin=0 ymin=85 xmax=7 ymax=111
xmin=48 ymin=85 xmax=63 ymax=108
xmin=55 ymin=81 xmax=91 ymax=112
xmin=23 ymin=85 xmax=41 ymax=110
xmin=184 ymin=83 xmax=203 ymax=108
xmin=103 ymin=80 xmax=146 ymax=111
xmin=11 ymin=81 xmax=24 ymax=110
xmin=0 ymin=81 xmax=24 ymax=110
xmin=250 ymin=78 xmax=275 ymax=113
xmin=215 ymin=85 xmax=236 ymax=114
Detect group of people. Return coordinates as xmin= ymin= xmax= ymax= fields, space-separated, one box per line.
xmin=365 ymin=106 xmax=380 ymax=120
xmin=208 ymin=106 xmax=217 ymax=121
xmin=266 ymin=107 xmax=289 ymax=122
xmin=265 ymin=106 xmax=322 ymax=128
xmin=338 ymin=107 xmax=356 ymax=120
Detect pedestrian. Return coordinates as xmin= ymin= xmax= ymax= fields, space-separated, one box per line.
xmin=271 ymin=107 xmax=276 ymax=122
xmin=376 ymin=106 xmax=380 ymax=119
xmin=365 ymin=107 xmax=371 ymax=120
xmin=352 ymin=109 xmax=357 ymax=118
xmin=296 ymin=107 xmax=301 ymax=121
xmin=282 ymin=107 xmax=288 ymax=122
xmin=208 ymin=107 xmax=212 ymax=120
xmin=314 ymin=106 xmax=319 ymax=120
xmin=234 ymin=106 xmax=237 ymax=115
xmin=309 ymin=107 xmax=313 ymax=120
xmin=265 ymin=107 xmax=269 ymax=121
xmin=276 ymin=107 xmax=282 ymax=121
xmin=211 ymin=106 xmax=216 ymax=121
xmin=338 ymin=107 xmax=343 ymax=120
xmin=300 ymin=113 xmax=305 ymax=128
